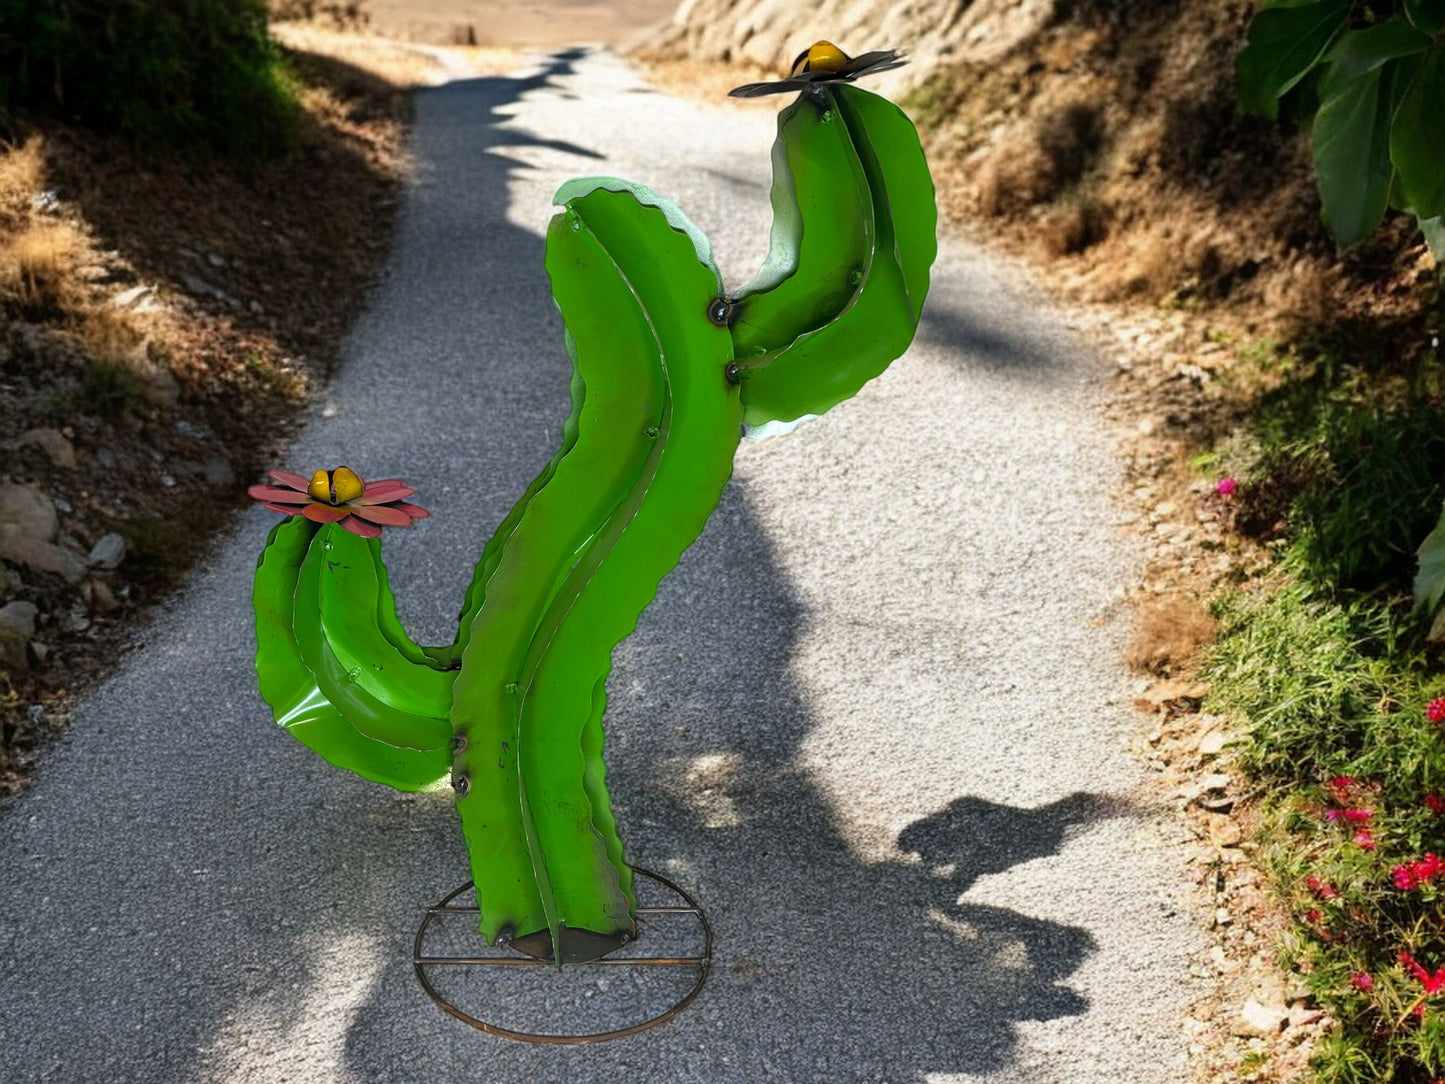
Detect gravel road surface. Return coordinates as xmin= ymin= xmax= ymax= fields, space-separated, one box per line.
xmin=0 ymin=48 xmax=1201 ymax=1083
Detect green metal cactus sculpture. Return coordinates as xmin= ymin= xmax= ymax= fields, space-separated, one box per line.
xmin=251 ymin=65 xmax=936 ymax=967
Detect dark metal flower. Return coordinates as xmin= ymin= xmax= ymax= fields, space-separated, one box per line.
xmin=729 ymin=41 xmax=907 ymax=99
xmin=247 ymin=466 xmax=428 ymax=538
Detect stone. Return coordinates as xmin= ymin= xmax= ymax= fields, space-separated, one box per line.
xmin=1234 ymin=998 xmax=1287 ymax=1038
xmin=83 ymin=577 xmax=118 ymax=615
xmin=132 ymin=359 xmax=179 ymax=408
xmin=0 ymin=600 xmax=39 ymax=674
xmin=1198 ymin=730 xmax=1228 ymax=756
xmin=10 ymin=428 xmax=77 ymax=469
xmin=0 ymin=482 xmax=86 ymax=583
xmin=88 ymin=532 xmax=127 ymax=570
xmin=182 ymin=272 xmax=218 ymax=297
xmin=202 ymin=453 xmax=235 ymax=487
xmin=111 ymin=284 xmax=154 ymax=309
xmin=0 ymin=481 xmax=57 ymax=542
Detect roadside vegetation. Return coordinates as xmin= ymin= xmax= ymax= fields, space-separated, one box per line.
xmin=0 ymin=1 xmax=411 ymax=794
xmin=880 ymin=1 xmax=1445 ymax=1079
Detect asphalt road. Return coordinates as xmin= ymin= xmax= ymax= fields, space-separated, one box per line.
xmin=0 ymin=49 xmax=1201 ymax=1083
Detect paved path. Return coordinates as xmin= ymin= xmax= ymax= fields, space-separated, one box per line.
xmin=0 ymin=49 xmax=1200 ymax=1083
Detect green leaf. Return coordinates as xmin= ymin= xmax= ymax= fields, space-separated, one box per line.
xmin=1311 ymin=59 xmax=1396 ymax=246
xmin=1324 ymin=19 xmax=1431 ymax=81
xmin=1237 ymin=0 xmax=1351 ymax=119
xmin=1415 ymin=501 xmax=1445 ymax=642
xmin=1405 ymin=0 xmax=1445 ymax=36
xmin=1390 ymin=50 xmax=1445 ymax=221
xmin=1421 ymin=215 xmax=1445 ymax=260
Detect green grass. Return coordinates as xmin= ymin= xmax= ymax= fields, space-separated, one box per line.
xmin=1204 ymin=326 xmax=1445 ymax=1080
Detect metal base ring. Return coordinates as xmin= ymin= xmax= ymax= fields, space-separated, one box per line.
xmin=413 ymin=866 xmax=712 ymax=1044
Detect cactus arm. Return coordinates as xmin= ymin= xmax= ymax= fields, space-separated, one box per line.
xmin=290 ymin=525 xmax=455 ymax=751
xmin=834 ymin=85 xmax=937 ymax=322
xmin=727 ymin=94 xmax=874 ymax=358
xmin=306 ymin=528 xmax=457 ymax=721
xmin=253 ymin=517 xmax=451 ymax=791
xmin=450 ymin=201 xmax=670 ymax=952
xmin=510 ymin=184 xmax=740 ymax=962
xmin=734 ymin=84 xmax=937 ymax=427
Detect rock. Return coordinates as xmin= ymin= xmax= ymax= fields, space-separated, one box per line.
xmin=83 ymin=577 xmax=119 ymax=614
xmin=182 ymin=272 xmax=219 ymax=297
xmin=132 ymin=359 xmax=179 ymax=408
xmin=0 ymin=600 xmax=39 ymax=672
xmin=0 ymin=481 xmax=56 ymax=541
xmin=202 ymin=453 xmax=235 ymax=488
xmin=1200 ymin=772 xmax=1234 ymax=792
xmin=111 ymin=284 xmax=154 ymax=309
xmin=174 ymin=419 xmax=205 ymax=439
xmin=1198 ymin=730 xmax=1228 ymax=756
xmin=1234 ymin=998 xmax=1288 ymax=1038
xmin=1134 ymin=679 xmax=1209 ymax=711
xmin=8 ymin=428 xmax=77 ymax=469
xmin=0 ymin=482 xmax=86 ymax=583
xmin=87 ymin=533 xmax=127 ymax=570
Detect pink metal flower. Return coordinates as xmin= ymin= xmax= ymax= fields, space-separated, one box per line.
xmin=247 ymin=466 xmax=428 ymax=539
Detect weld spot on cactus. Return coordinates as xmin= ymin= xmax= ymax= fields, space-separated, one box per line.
xmin=725 ymin=363 xmax=742 ymax=385
xmin=706 ymin=297 xmax=734 ymax=326
xmin=453 ymin=773 xmax=471 ymax=798
xmin=449 ymin=734 xmax=468 ymax=754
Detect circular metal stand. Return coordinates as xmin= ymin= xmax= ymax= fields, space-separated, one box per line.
xmin=413 ymin=866 xmax=711 ymax=1044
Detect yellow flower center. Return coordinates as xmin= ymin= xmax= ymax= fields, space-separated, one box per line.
xmin=307 ymin=466 xmax=365 ymax=505
xmin=792 ymin=41 xmax=849 ymax=77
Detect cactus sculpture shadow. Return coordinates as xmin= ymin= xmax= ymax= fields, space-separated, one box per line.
xmin=251 ymin=78 xmax=936 ymax=967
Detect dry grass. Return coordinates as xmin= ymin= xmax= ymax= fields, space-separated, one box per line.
xmin=1125 ymin=592 xmax=1218 ymax=676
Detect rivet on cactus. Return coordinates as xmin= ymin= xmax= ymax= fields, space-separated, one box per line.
xmin=250 ymin=61 xmax=935 ymax=967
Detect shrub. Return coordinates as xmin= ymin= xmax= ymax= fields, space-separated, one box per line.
xmin=0 ymin=0 xmax=300 ymax=160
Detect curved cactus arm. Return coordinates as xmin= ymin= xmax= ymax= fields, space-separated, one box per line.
xmin=450 ymin=191 xmax=671 ymax=957
xmin=253 ymin=517 xmax=452 ymax=791
xmin=728 ymin=93 xmax=875 ymax=359
xmin=734 ymin=84 xmax=937 ymax=428
xmin=836 ymin=86 xmax=937 ymax=322
xmin=289 ymin=526 xmax=455 ymax=752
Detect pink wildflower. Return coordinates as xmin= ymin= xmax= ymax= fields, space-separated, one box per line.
xmin=1215 ymin=477 xmax=1238 ymax=497
xmin=1430 ymin=699 xmax=1445 ymax=724
xmin=1354 ymin=828 xmax=1376 ymax=850
xmin=1400 ymin=952 xmax=1445 ymax=995
xmin=1305 ymin=874 xmax=1339 ymax=900
xmin=1393 ymin=854 xmax=1445 ymax=891
xmin=1427 ymin=794 xmax=1445 ymax=815
xmin=1328 ymin=776 xmax=1360 ymax=802
xmin=1351 ymin=971 xmax=1374 ymax=992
